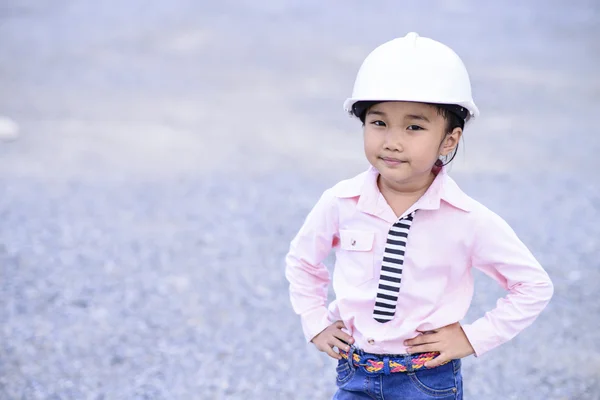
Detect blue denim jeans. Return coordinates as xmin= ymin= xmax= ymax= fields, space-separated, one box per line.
xmin=333 ymin=351 xmax=463 ymax=399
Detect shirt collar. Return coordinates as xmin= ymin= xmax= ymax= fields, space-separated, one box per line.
xmin=333 ymin=165 xmax=472 ymax=221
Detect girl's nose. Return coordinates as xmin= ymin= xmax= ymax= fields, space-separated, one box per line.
xmin=384 ymin=131 xmax=404 ymax=152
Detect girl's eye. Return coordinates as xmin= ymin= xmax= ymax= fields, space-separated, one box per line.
xmin=407 ymin=125 xmax=424 ymax=131
xmin=371 ymin=120 xmax=386 ymax=127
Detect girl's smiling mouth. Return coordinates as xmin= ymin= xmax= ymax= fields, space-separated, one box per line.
xmin=379 ymin=157 xmax=406 ymax=166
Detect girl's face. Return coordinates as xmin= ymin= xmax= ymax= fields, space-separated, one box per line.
xmin=363 ymin=101 xmax=461 ymax=191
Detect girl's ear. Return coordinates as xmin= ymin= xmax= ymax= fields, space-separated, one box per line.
xmin=440 ymin=127 xmax=462 ymax=156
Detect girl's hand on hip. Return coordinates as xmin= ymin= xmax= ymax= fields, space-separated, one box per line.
xmin=404 ymin=322 xmax=475 ymax=368
xmin=311 ymin=320 xmax=355 ymax=360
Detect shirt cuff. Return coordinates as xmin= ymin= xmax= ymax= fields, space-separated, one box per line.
xmin=461 ymin=319 xmax=501 ymax=357
xmin=301 ymin=307 xmax=331 ymax=343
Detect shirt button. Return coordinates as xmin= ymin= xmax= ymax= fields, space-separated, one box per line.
xmin=367 ymin=338 xmax=375 ymax=345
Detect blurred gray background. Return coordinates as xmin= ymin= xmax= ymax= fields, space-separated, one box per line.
xmin=1 ymin=1 xmax=599 ymax=399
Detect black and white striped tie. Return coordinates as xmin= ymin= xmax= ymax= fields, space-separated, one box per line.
xmin=373 ymin=211 xmax=416 ymax=323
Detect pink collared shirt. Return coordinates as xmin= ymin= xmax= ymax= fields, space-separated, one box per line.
xmin=285 ymin=166 xmax=553 ymax=357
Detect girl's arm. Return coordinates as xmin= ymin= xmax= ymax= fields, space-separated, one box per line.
xmin=462 ymin=210 xmax=554 ymax=357
xmin=285 ymin=189 xmax=339 ymax=342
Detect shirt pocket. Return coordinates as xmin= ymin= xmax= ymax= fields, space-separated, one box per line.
xmin=336 ymin=230 xmax=375 ymax=286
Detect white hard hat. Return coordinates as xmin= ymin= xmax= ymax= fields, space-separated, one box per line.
xmin=344 ymin=32 xmax=479 ymax=122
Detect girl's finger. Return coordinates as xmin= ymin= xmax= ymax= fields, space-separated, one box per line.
xmin=334 ymin=331 xmax=354 ymax=346
xmin=407 ymin=343 xmax=437 ymax=354
xmin=325 ymin=346 xmax=342 ymax=360
xmin=424 ymin=354 xmax=448 ymax=368
xmin=405 ymin=335 xmax=438 ymax=347
xmin=335 ymin=321 xmax=346 ymax=329
xmin=331 ymin=338 xmax=351 ymax=352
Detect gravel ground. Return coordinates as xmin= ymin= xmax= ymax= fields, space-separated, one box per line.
xmin=1 ymin=1 xmax=599 ymax=399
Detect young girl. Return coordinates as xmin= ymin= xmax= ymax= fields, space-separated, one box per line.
xmin=285 ymin=32 xmax=553 ymax=399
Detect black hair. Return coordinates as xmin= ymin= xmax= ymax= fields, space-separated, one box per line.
xmin=352 ymin=101 xmax=465 ymax=166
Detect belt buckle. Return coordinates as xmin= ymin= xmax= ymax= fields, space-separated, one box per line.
xmin=357 ymin=354 xmax=382 ymax=375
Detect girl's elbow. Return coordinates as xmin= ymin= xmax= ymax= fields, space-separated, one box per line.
xmin=538 ymin=276 xmax=554 ymax=304
xmin=544 ymin=279 xmax=554 ymax=302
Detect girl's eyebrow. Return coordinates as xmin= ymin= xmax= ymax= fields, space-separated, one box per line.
xmin=366 ymin=110 xmax=386 ymax=117
xmin=405 ymin=114 xmax=431 ymax=123
xmin=366 ymin=110 xmax=431 ymax=123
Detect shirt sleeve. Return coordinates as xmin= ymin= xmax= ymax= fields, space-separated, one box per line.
xmin=285 ymin=188 xmax=339 ymax=342
xmin=461 ymin=209 xmax=554 ymax=357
